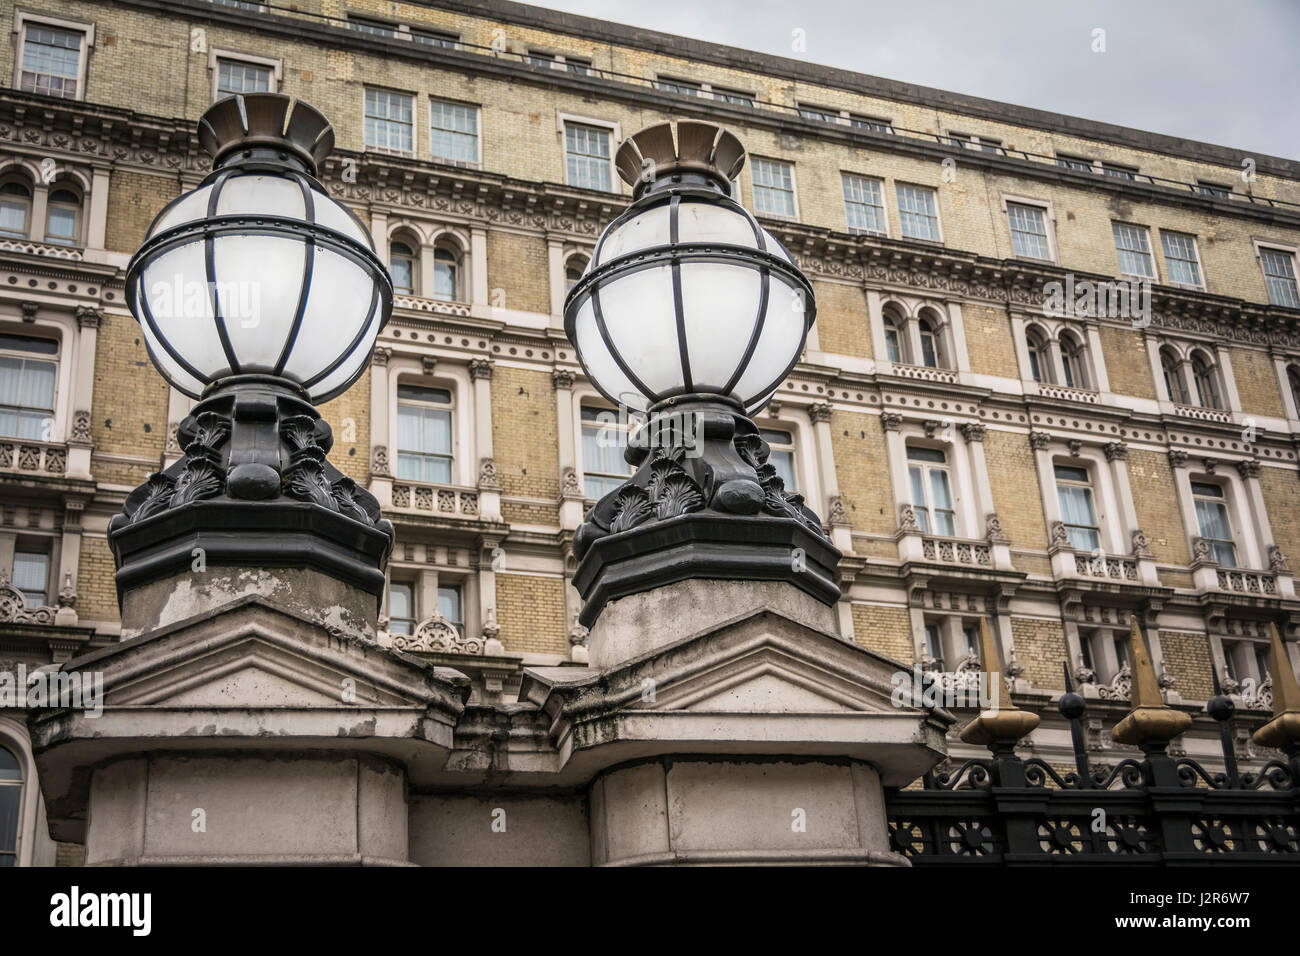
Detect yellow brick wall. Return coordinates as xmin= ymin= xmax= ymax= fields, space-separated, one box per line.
xmin=1259 ymin=465 xmax=1300 ymax=564
xmin=490 ymin=365 xmax=558 ymax=508
xmin=1158 ymin=631 xmax=1214 ymax=701
xmin=1126 ymin=449 xmax=1191 ymax=564
xmin=318 ymin=367 xmax=371 ymax=484
xmin=1230 ymin=348 xmax=1286 ymax=420
xmin=90 ymin=313 xmax=169 ymax=468
xmin=495 ymin=572 xmax=567 ymax=654
xmin=850 ymin=603 xmax=912 ymax=665
xmin=829 ymin=410 xmax=895 ymax=535
xmin=487 ymin=232 xmax=551 ymax=315
xmin=1098 ymin=326 xmax=1156 ymax=400
xmin=104 ymin=171 xmax=178 ymax=254
xmin=1011 ymin=616 xmax=1068 ymax=690
xmin=963 ymin=304 xmax=1019 ymax=379
xmin=811 ymin=281 xmax=870 ymax=359
xmin=982 ymin=428 xmax=1046 ymax=548
xmin=76 ymin=535 xmax=119 ymax=623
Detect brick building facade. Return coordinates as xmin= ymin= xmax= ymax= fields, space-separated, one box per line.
xmin=2 ymin=0 xmax=1300 ymax=864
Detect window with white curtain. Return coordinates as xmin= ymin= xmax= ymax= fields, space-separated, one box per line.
xmin=388 ymin=581 xmax=416 ymax=635
xmin=1192 ymin=482 xmax=1237 ymax=567
xmin=12 ymin=549 xmax=49 ymax=607
xmin=761 ymin=428 xmax=798 ymax=492
xmin=433 ymin=245 xmax=460 ymax=302
xmin=389 ymin=240 xmax=416 ymax=295
xmin=908 ymin=446 xmax=955 ymax=536
xmin=0 ymin=333 xmax=57 ymax=440
xmin=395 ymin=384 xmax=453 ymax=483
xmin=0 ymin=182 xmax=32 ymax=238
xmin=580 ymin=405 xmax=633 ymax=498
xmin=1054 ymin=464 xmax=1101 ymax=552
xmin=44 ymin=189 xmax=81 ymax=246
xmin=438 ymin=584 xmax=463 ymax=633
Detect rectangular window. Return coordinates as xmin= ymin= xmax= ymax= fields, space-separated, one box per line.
xmin=1197 ymin=180 xmax=1231 ymax=199
xmin=896 ymin=184 xmax=940 ymax=241
xmin=412 ymin=28 xmax=458 ymax=49
xmin=429 ymin=100 xmax=479 ymax=164
xmin=1056 ymin=154 xmax=1094 ymax=173
xmin=395 ymin=384 xmax=453 ymax=483
xmin=1054 ymin=464 xmax=1101 ymax=552
xmin=798 ymin=105 xmax=836 ymax=123
xmin=761 ymin=428 xmax=798 ymax=492
xmin=12 ymin=550 xmax=49 ymax=607
xmin=1007 ymin=202 xmax=1051 ymax=260
xmin=580 ymin=406 xmax=633 ymax=499
xmin=842 ymin=174 xmax=886 ymax=235
xmin=908 ymin=446 xmax=955 ymax=537
xmin=1112 ymin=222 xmax=1156 ymax=278
xmin=949 ymin=133 xmax=1002 ymax=154
xmin=752 ymin=158 xmax=796 ymax=218
xmin=438 ymin=585 xmax=463 ymax=631
xmin=529 ymin=52 xmax=590 ymax=74
xmin=961 ymin=622 xmax=981 ymax=660
xmin=656 ymin=77 xmax=701 ymax=96
xmin=711 ymin=87 xmax=754 ymax=107
xmin=0 ymin=334 xmax=58 ymax=440
xmin=1101 ymin=162 xmax=1138 ymax=180
xmin=1260 ymin=247 xmax=1300 ymax=308
xmin=849 ymin=115 xmax=894 ymax=134
xmin=19 ymin=23 xmax=84 ymax=99
xmin=364 ymin=88 xmax=414 ymax=153
xmin=216 ymin=58 xmax=272 ymax=98
xmin=388 ymin=581 xmax=416 ymax=635
xmin=349 ymin=17 xmax=399 ymax=38
xmin=565 ymin=123 xmax=613 ymax=192
xmin=923 ymin=622 xmax=944 ymax=669
xmin=1192 ymin=482 xmax=1237 ymax=567
xmin=1161 ymin=231 xmax=1203 ymax=288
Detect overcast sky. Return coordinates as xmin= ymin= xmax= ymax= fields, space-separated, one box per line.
xmin=535 ymin=0 xmax=1300 ymax=160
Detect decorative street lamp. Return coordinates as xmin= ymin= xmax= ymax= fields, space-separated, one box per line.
xmin=564 ymin=121 xmax=839 ymax=624
xmin=109 ymin=94 xmax=394 ymax=603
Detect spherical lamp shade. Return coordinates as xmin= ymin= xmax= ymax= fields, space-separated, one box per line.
xmin=565 ymin=121 xmax=814 ymax=415
xmin=125 ymin=96 xmax=391 ymax=404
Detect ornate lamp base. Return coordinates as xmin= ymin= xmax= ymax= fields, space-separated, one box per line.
xmin=572 ymin=399 xmax=840 ymax=626
xmin=109 ymin=376 xmax=393 ymax=606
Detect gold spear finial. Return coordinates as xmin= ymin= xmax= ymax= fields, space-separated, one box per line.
xmin=1253 ymin=622 xmax=1300 ymax=750
xmin=960 ymin=617 xmax=1040 ymax=745
xmin=1112 ymin=615 xmax=1192 ymax=744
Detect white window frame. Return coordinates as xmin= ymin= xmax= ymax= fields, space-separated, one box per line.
xmin=895 ymin=182 xmax=943 ymax=243
xmin=1001 ymin=195 xmax=1057 ymax=262
xmin=0 ymin=329 xmax=60 ymax=441
xmin=906 ymin=444 xmax=957 ymax=537
xmin=13 ymin=10 xmax=94 ymax=101
xmin=1253 ymin=240 xmax=1300 ymax=309
xmin=1053 ymin=462 xmax=1103 ymax=553
xmin=557 ymin=112 xmax=621 ymax=194
xmin=208 ymin=48 xmax=281 ymax=102
xmin=841 ymin=171 xmax=888 ymax=236
xmin=750 ymin=156 xmax=799 ymax=220
xmin=428 ymin=98 xmax=481 ymax=166
xmin=363 ymin=86 xmax=416 ymax=155
xmin=1112 ymin=221 xmax=1158 ymax=280
xmin=394 ymin=381 xmax=455 ymax=484
xmin=1190 ymin=479 xmax=1238 ymax=567
xmin=579 ymin=403 xmax=634 ymax=500
xmin=1160 ymin=229 xmax=1205 ymax=290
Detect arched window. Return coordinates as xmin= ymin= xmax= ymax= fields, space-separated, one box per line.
xmin=882 ymin=311 xmax=903 ymax=364
xmin=44 ymin=188 xmax=81 ymax=246
xmin=433 ymin=244 xmax=460 ymax=302
xmin=565 ymin=256 xmax=588 ymax=294
xmin=1025 ymin=326 xmax=1051 ymax=383
xmin=917 ymin=315 xmax=940 ymax=368
xmin=1191 ymin=351 xmax=1221 ymax=409
xmin=1161 ymin=348 xmax=1189 ymax=404
xmin=0 ymin=743 xmax=22 ymax=867
xmin=1059 ymin=332 xmax=1088 ymax=389
xmin=389 ymin=240 xmax=416 ymax=295
xmin=0 ymin=181 xmax=32 ymax=238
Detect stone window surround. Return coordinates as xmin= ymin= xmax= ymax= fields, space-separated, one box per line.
xmin=384 ymin=561 xmax=479 ymax=643
xmin=0 ymin=157 xmax=103 ymax=251
xmin=893 ymin=180 xmax=944 ymax=244
xmin=11 ymin=9 xmax=95 ymax=102
xmin=547 ymin=241 xmax=593 ymax=323
xmin=868 ymin=292 xmax=969 ymax=373
xmin=1030 ymin=437 xmax=1127 ymax=555
xmin=206 ymin=46 xmax=282 ymax=102
xmin=917 ymin=613 xmax=981 ymax=671
xmin=427 ymin=96 xmax=482 ymax=167
xmin=555 ymin=111 xmax=622 ymax=195
xmin=749 ymin=155 xmax=800 ymax=221
xmin=839 ymin=169 xmax=890 ymax=238
xmin=381 ymin=360 xmax=474 ymax=489
xmin=1167 ymin=456 xmax=1269 ymax=572
xmin=1010 ymin=312 xmax=1109 ymax=393
xmin=999 ymin=193 xmax=1059 ymax=264
xmin=1146 ymin=336 xmax=1239 ymax=413
xmin=883 ymin=420 xmax=984 ymax=541
xmin=361 ymin=85 xmax=418 ymax=156
xmin=1252 ymin=238 xmax=1300 ymax=306
xmin=0 ymin=719 xmax=42 ymax=867
xmin=1158 ymin=228 xmax=1206 ymax=291
xmin=382 ymin=220 xmax=471 ymax=303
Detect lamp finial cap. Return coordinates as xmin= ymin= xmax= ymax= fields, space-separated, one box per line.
xmin=199 ymin=93 xmax=335 ymax=176
xmin=615 ymin=121 xmax=745 ymax=197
